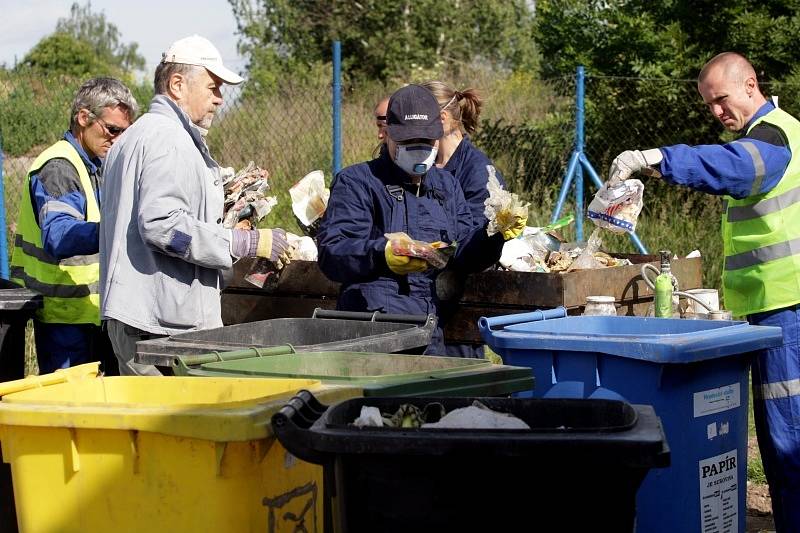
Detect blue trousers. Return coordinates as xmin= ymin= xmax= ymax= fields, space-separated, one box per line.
xmin=33 ymin=321 xmax=118 ymax=375
xmin=749 ymin=305 xmax=800 ymax=533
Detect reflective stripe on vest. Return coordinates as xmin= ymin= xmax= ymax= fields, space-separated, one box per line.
xmin=753 ymin=378 xmax=800 ymax=401
xmin=9 ymin=140 xmax=101 ymax=325
xmin=721 ymin=108 xmax=800 ymax=316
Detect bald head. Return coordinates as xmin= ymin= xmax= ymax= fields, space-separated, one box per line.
xmin=697 ymin=52 xmax=767 ymax=132
xmin=698 ymin=52 xmax=757 ymax=86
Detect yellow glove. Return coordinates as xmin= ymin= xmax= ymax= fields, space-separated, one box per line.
xmin=384 ymin=241 xmax=428 ymax=275
xmin=502 ymin=215 xmax=527 ymax=241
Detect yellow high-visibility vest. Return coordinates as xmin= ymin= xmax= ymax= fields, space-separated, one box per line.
xmin=722 ymin=107 xmax=800 ymax=316
xmin=9 ymin=140 xmax=101 ymax=324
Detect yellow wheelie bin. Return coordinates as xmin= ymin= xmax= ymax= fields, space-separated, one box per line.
xmin=0 ymin=362 xmax=358 ymax=533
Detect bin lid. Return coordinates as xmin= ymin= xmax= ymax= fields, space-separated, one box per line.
xmin=482 ymin=316 xmax=783 ymax=363
xmin=0 ymin=374 xmax=358 ymax=442
xmin=272 ymin=394 xmax=670 ymax=468
xmin=0 ymin=280 xmax=43 ymax=312
xmin=190 ymin=352 xmax=534 ymax=397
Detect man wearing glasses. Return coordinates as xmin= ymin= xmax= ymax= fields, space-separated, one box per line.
xmin=10 ymin=77 xmax=138 ymax=375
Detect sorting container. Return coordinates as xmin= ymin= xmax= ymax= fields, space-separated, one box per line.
xmin=173 ymin=350 xmax=534 ymax=397
xmin=479 ymin=311 xmax=783 ymax=533
xmin=136 ymin=309 xmax=438 ymax=366
xmin=273 ymin=390 xmax=670 ymax=533
xmin=0 ymin=279 xmax=41 ymax=533
xmin=0 ymin=279 xmax=42 ymax=382
xmin=0 ymin=362 xmax=359 ymax=533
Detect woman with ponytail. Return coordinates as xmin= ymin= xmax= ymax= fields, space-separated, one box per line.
xmin=422 ymin=81 xmax=507 ymax=228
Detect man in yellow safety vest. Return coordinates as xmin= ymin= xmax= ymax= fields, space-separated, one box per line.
xmin=608 ymin=52 xmax=800 ymax=532
xmin=10 ymin=77 xmax=138 ymax=375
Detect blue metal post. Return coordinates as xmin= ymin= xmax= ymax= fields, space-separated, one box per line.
xmin=574 ymin=66 xmax=585 ymax=242
xmin=332 ymin=41 xmax=342 ymax=175
xmin=552 ymin=65 xmax=648 ymax=254
xmin=0 ymin=142 xmax=8 ymax=279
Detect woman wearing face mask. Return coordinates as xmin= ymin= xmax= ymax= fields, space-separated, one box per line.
xmin=317 ymin=85 xmax=526 ymax=355
xmin=422 ymin=81 xmax=506 ymax=227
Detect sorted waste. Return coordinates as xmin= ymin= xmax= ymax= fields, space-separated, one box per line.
xmin=385 ymin=232 xmax=457 ymax=270
xmin=351 ymin=401 xmax=529 ymax=430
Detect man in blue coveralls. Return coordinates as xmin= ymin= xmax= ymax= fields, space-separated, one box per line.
xmin=317 ymin=84 xmax=526 ymax=355
xmin=10 ymin=78 xmax=138 ymax=375
xmin=608 ymin=52 xmax=800 ymax=532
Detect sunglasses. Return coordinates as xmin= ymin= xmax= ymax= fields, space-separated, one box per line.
xmin=95 ymin=117 xmax=127 ymax=137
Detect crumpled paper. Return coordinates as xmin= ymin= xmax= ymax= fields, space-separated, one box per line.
xmin=290 ymin=170 xmax=329 ymax=236
xmin=222 ymin=162 xmax=278 ymax=229
xmin=484 ymin=170 xmax=530 ymax=237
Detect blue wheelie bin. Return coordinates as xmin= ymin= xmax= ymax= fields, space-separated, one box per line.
xmin=479 ymin=309 xmax=783 ymax=533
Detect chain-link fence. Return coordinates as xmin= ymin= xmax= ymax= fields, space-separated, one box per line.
xmin=4 ymin=66 xmax=800 ymax=289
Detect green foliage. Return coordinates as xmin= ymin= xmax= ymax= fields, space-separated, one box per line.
xmin=1 ymin=2 xmax=150 ymax=158
xmin=18 ymin=33 xmax=103 ymax=78
xmin=230 ymin=0 xmax=538 ymax=84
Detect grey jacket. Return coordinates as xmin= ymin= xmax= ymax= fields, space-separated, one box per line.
xmin=100 ymin=95 xmax=232 ymax=334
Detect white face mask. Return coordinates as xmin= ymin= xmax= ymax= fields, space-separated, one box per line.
xmin=394 ymin=143 xmax=438 ymax=176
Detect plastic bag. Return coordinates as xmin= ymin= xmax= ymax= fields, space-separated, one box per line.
xmin=290 ymin=170 xmax=330 ymax=236
xmin=566 ymin=228 xmax=604 ymax=272
xmin=587 ymin=179 xmax=645 ymax=233
xmin=483 ymin=171 xmax=530 ymax=237
xmin=385 ymin=232 xmax=456 ymax=270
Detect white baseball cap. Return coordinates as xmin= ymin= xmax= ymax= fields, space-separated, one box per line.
xmin=161 ymin=34 xmax=244 ymax=85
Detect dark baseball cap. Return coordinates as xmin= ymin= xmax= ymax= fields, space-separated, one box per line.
xmin=386 ymin=84 xmax=444 ymax=142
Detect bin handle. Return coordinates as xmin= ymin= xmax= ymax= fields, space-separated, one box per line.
xmin=0 ymin=362 xmax=100 ymax=397
xmin=312 ymin=308 xmax=432 ymax=325
xmin=271 ymin=390 xmax=332 ymax=465
xmin=478 ymin=307 xmax=568 ymax=332
xmin=172 ymin=344 xmax=297 ymax=375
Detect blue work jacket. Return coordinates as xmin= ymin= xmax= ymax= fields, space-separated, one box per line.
xmin=317 ymin=151 xmax=504 ymax=354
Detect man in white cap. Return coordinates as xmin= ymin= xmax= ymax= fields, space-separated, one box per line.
xmin=99 ymin=35 xmax=291 ymax=375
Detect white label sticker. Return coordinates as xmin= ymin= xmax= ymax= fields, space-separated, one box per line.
xmin=707 ymin=422 xmax=717 ymax=440
xmin=694 ymin=383 xmax=741 ymax=418
xmin=699 ymin=449 xmax=738 ymax=533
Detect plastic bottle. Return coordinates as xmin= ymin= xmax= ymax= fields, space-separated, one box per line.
xmin=654 ymin=250 xmax=673 ymax=318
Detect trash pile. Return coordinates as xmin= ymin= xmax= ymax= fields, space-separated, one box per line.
xmin=352 ymin=400 xmax=530 ymax=430
xmin=500 ymin=223 xmax=633 ymax=274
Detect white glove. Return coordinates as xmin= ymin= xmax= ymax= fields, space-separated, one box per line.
xmin=608 ymin=149 xmax=663 ymax=185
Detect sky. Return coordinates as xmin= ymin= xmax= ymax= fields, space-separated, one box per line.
xmin=0 ymin=0 xmax=247 ymax=75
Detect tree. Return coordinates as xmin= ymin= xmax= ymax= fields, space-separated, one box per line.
xmin=56 ymin=1 xmax=146 ymax=74
xmin=533 ymin=0 xmax=800 ymax=171
xmin=230 ymin=0 xmax=538 ymax=88
xmin=18 ymin=32 xmax=102 ymax=78
xmin=19 ymin=1 xmax=145 ymax=80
